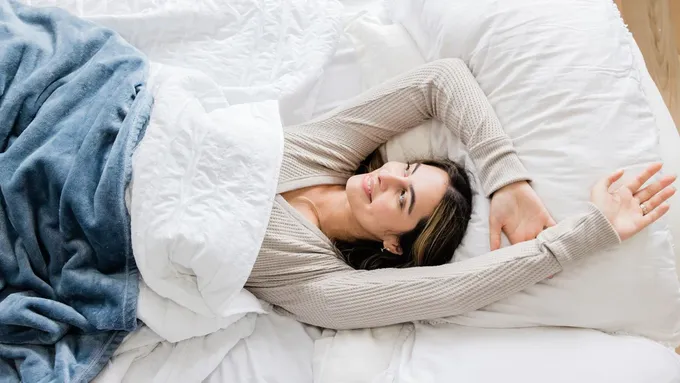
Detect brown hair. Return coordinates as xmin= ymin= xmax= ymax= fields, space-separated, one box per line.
xmin=335 ymin=151 xmax=473 ymax=270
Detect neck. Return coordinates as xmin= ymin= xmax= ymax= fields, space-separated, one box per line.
xmin=311 ymin=186 xmax=373 ymax=242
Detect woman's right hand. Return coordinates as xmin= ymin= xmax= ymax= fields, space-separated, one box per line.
xmin=590 ymin=162 xmax=676 ymax=241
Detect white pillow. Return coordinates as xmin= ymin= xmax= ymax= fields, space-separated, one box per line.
xmin=346 ymin=0 xmax=680 ymax=345
xmin=344 ymin=14 xmax=438 ymax=168
xmin=345 ymin=14 xmax=493 ymax=260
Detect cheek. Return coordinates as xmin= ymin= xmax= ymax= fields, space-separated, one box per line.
xmin=352 ymin=199 xmax=386 ymax=234
xmin=372 ymin=198 xmax=413 ymax=233
xmin=370 ymin=201 xmax=390 ymax=218
xmin=365 ymin=200 xmax=393 ymax=228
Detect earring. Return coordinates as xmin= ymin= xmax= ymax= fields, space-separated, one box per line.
xmin=381 ymin=247 xmax=387 ymax=252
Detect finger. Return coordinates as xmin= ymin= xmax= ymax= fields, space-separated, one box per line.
xmin=489 ymin=222 xmax=502 ymax=251
xmin=603 ymin=169 xmax=625 ymax=189
xmin=626 ymin=162 xmax=663 ymax=193
xmin=634 ymin=174 xmax=677 ymax=203
xmin=642 ymin=185 xmax=676 ymax=212
xmin=641 ymin=202 xmax=671 ymax=227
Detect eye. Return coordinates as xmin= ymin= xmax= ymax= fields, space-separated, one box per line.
xmin=399 ymin=189 xmax=407 ymax=209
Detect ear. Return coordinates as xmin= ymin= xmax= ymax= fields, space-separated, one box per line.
xmin=382 ymin=235 xmax=403 ymax=255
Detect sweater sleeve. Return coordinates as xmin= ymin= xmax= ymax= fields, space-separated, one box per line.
xmin=270 ymin=204 xmax=620 ymax=330
xmin=280 ymin=58 xmax=530 ymax=196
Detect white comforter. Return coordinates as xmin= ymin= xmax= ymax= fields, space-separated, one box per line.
xmin=130 ymin=62 xmax=280 ymax=341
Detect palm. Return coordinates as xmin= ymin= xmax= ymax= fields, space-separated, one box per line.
xmin=607 ymin=191 xmax=642 ymax=239
xmin=590 ymin=163 xmax=675 ymax=241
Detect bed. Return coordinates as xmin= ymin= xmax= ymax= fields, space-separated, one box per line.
xmin=8 ymin=0 xmax=680 ymax=382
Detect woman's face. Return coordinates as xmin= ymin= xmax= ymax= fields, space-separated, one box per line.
xmin=346 ymin=161 xmax=448 ymax=252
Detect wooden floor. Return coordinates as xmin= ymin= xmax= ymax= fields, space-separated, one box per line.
xmin=615 ymin=0 xmax=680 ymax=132
xmin=613 ymin=0 xmax=680 ymax=356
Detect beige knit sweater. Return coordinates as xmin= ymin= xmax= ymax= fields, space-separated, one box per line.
xmin=246 ymin=59 xmax=621 ymax=330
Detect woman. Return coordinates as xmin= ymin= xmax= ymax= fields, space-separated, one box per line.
xmin=246 ymin=59 xmax=676 ymax=330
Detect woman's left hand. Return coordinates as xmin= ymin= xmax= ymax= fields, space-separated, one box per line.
xmin=489 ymin=181 xmax=556 ymax=250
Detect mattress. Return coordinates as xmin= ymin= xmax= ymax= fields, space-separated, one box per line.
xmin=32 ymin=0 xmax=679 ymax=381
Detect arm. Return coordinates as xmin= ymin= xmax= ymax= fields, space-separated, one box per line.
xmin=272 ymin=204 xmax=620 ymax=330
xmin=283 ymin=58 xmax=529 ymax=196
xmin=258 ymin=164 xmax=673 ymax=330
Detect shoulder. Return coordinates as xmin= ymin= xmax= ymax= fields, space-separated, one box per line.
xmin=247 ymin=199 xmax=351 ymax=287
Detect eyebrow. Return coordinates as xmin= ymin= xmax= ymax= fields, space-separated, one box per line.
xmin=408 ymin=163 xmax=421 ymax=215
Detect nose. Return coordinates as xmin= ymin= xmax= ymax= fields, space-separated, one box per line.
xmin=377 ymin=170 xmax=409 ymax=191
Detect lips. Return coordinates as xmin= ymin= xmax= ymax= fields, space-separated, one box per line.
xmin=362 ymin=174 xmax=374 ymax=202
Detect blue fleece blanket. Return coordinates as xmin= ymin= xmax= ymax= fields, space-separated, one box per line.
xmin=0 ymin=1 xmax=152 ymax=381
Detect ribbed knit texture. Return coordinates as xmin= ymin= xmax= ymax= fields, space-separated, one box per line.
xmin=277 ymin=59 xmax=531 ymax=196
xmin=246 ymin=59 xmax=621 ymax=330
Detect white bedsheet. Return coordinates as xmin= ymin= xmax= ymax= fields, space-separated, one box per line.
xmin=205 ymin=309 xmax=317 ymax=383
xmin=95 ymin=306 xmax=317 ymax=383
xmin=314 ymin=324 xmax=680 ymax=383
xmin=95 ymin=315 xmax=258 ymax=383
